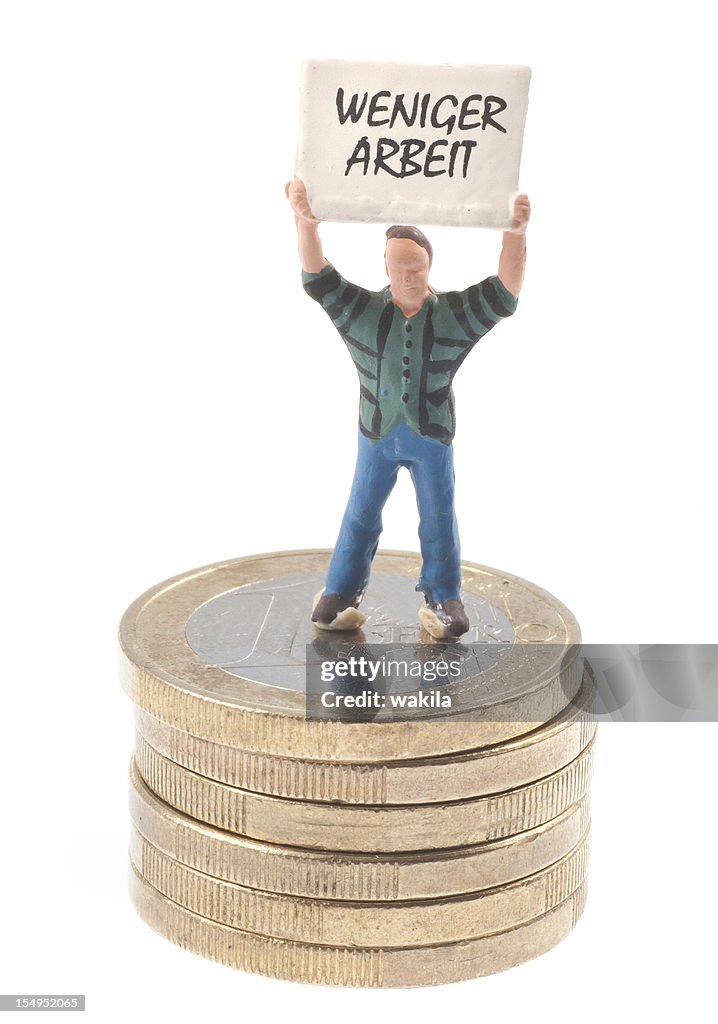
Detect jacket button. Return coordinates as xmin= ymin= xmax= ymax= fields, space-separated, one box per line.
xmin=402 ymin=393 xmax=409 ymax=403
xmin=403 ymin=370 xmax=410 ymax=380
xmin=402 ymin=356 xmax=410 ymax=365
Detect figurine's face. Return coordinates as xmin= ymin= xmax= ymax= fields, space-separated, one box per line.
xmin=385 ymin=239 xmax=430 ymax=308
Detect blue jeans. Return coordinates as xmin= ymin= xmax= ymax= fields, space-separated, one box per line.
xmin=324 ymin=424 xmax=461 ymax=604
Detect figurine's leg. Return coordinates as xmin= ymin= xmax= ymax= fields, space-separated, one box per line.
xmin=408 ymin=437 xmax=461 ymax=604
xmin=314 ymin=431 xmax=400 ymax=628
xmin=325 ymin=432 xmax=400 ymax=596
xmin=408 ymin=434 xmax=469 ymax=638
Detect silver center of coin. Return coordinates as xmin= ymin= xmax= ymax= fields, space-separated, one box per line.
xmin=185 ymin=572 xmax=515 ymax=692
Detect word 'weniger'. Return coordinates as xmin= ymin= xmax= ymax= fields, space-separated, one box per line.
xmin=337 ymin=89 xmax=509 ymax=179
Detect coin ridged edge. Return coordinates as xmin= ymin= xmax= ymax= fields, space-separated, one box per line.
xmin=129 ymin=862 xmax=588 ymax=987
xmin=130 ymin=759 xmax=592 ymax=900
xmin=129 ymin=826 xmax=590 ymax=946
xmin=133 ymin=700 xmax=597 ymax=804
xmin=122 ymin=652 xmax=584 ymax=762
xmin=133 ymin=736 xmax=595 ymax=851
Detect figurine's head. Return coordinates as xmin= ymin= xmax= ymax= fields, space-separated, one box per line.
xmin=385 ymin=225 xmax=432 ymax=309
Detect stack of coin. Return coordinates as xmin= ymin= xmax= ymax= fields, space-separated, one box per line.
xmin=120 ymin=550 xmax=594 ymax=987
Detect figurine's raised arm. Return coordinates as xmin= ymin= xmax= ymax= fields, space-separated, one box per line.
xmin=498 ymin=194 xmax=530 ymax=298
xmin=285 ymin=177 xmax=328 ymax=274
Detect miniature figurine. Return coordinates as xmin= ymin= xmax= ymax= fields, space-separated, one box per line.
xmin=286 ymin=178 xmax=530 ymax=639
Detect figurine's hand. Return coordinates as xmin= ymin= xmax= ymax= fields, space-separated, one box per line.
xmin=509 ymin=194 xmax=531 ymax=234
xmin=285 ymin=177 xmax=320 ymax=224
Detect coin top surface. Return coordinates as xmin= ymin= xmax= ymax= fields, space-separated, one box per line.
xmin=185 ymin=571 xmax=517 ymax=691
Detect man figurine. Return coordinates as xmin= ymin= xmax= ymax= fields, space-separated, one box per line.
xmin=286 ymin=178 xmax=530 ymax=639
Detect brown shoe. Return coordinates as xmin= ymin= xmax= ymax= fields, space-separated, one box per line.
xmin=311 ymin=591 xmax=366 ymax=631
xmin=418 ymin=597 xmax=470 ymax=640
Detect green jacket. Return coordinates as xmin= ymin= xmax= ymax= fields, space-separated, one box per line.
xmin=303 ymin=263 xmax=517 ymax=444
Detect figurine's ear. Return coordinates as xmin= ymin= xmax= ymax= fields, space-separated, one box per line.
xmin=384 ymin=253 xmax=389 ymax=277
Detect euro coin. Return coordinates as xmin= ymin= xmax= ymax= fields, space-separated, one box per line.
xmin=120 ymin=549 xmax=583 ymax=760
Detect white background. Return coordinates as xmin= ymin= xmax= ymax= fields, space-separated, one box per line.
xmin=1 ymin=2 xmax=715 ymax=1021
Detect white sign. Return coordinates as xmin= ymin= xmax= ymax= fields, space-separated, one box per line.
xmin=296 ymin=59 xmax=531 ymax=229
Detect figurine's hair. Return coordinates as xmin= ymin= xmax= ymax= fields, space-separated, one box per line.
xmin=385 ymin=225 xmax=433 ymax=267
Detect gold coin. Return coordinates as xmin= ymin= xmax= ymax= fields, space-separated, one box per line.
xmin=129 ymin=863 xmax=588 ymax=987
xmin=130 ymin=760 xmax=591 ymax=900
xmin=134 ymin=734 xmax=594 ymax=852
xmin=130 ymin=826 xmax=589 ymax=947
xmin=134 ymin=690 xmax=596 ymax=804
xmin=120 ymin=550 xmax=583 ymax=761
